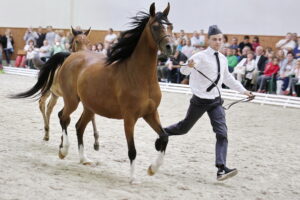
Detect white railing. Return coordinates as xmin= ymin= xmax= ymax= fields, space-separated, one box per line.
xmin=3 ymin=66 xmax=300 ymax=109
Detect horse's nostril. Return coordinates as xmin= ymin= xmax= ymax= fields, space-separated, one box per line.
xmin=166 ymin=44 xmax=171 ymax=50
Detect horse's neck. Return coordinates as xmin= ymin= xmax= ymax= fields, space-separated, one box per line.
xmin=128 ymin=27 xmax=158 ymax=78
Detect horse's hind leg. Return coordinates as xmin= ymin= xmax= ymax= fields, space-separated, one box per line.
xmin=76 ymin=108 xmax=94 ymax=165
xmin=91 ymin=117 xmax=99 ymax=151
xmin=45 ymin=93 xmax=58 ymax=140
xmin=39 ymin=91 xmax=51 ymax=141
xmin=124 ymin=116 xmax=138 ymax=184
xmin=58 ymin=97 xmax=79 ymax=159
xmin=143 ymin=111 xmax=169 ymax=176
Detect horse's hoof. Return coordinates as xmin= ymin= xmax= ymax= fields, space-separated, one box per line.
xmin=130 ymin=178 xmax=141 ymax=185
xmin=94 ymin=144 xmax=99 ymax=151
xmin=83 ymin=161 xmax=96 ymax=167
xmin=58 ymin=150 xmax=65 ymax=159
xmin=147 ymin=165 xmax=155 ymax=176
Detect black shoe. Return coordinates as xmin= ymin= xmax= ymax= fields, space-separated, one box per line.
xmin=217 ymin=166 xmax=238 ymax=181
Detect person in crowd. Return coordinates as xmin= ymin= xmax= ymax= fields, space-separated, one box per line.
xmin=191 ymin=31 xmax=202 ymax=49
xmin=91 ymin=44 xmax=97 ymax=52
xmin=230 ymin=37 xmax=239 ymax=49
xmin=238 ymin=46 xmax=251 ymax=62
xmin=277 ymin=52 xmax=296 ymax=94
xmin=292 ymin=33 xmax=298 ymax=45
xmin=45 ymin=26 xmax=56 ymax=46
xmin=23 ymin=26 xmax=38 ymax=45
xmin=293 ymin=37 xmax=300 ymax=59
xmin=165 ymin=50 xmax=188 ymax=83
xmin=251 ymin=36 xmax=260 ymax=51
xmin=222 ymin=35 xmax=230 ymax=48
xmin=104 ymin=28 xmax=117 ymax=49
xmin=198 ymin=29 xmax=206 ymax=46
xmin=39 ymin=40 xmax=51 ymax=62
xmin=276 ymin=33 xmax=296 ymax=54
xmin=181 ymin=39 xmax=195 ymax=58
xmin=251 ymin=46 xmax=268 ymax=89
xmin=233 ymin=51 xmax=256 ymax=85
xmin=51 ymin=38 xmax=65 ymax=55
xmin=238 ymin=35 xmax=253 ymax=53
xmin=96 ymin=42 xmax=107 ymax=56
xmin=36 ymin=26 xmax=46 ymax=48
xmin=176 ymin=38 xmax=186 ymax=52
xmin=276 ymin=49 xmax=286 ymax=68
xmin=0 ymin=32 xmax=3 ymax=70
xmin=257 ymin=57 xmax=280 ymax=93
xmin=24 ymin=39 xmax=37 ymax=69
xmin=286 ymin=59 xmax=300 ymax=96
xmin=179 ymin=29 xmax=189 ymax=42
xmin=227 ymin=48 xmax=238 ymax=73
xmin=1 ymin=29 xmax=14 ymax=66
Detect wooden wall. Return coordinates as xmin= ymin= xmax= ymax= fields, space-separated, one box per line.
xmin=0 ymin=27 xmax=285 ymax=60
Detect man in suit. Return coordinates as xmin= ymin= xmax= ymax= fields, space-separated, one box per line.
xmin=252 ymin=46 xmax=268 ymax=89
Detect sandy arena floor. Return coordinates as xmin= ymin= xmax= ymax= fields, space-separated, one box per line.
xmin=0 ymin=73 xmax=299 ymax=200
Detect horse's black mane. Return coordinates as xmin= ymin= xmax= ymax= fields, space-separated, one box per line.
xmin=105 ymin=12 xmax=150 ymax=65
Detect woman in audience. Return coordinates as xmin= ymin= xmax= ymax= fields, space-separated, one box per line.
xmin=176 ymin=38 xmax=186 ymax=52
xmin=257 ymin=57 xmax=280 ymax=93
xmin=293 ymin=37 xmax=300 ymax=59
xmin=276 ymin=49 xmax=286 ymax=68
xmin=1 ymin=29 xmax=14 ymax=66
xmin=233 ymin=51 xmax=256 ymax=86
xmin=287 ymin=59 xmax=300 ymax=96
xmin=51 ymin=38 xmax=65 ymax=55
xmin=222 ymin=35 xmax=230 ymax=48
xmin=24 ymin=39 xmax=37 ymax=69
xmin=278 ymin=52 xmax=296 ymax=94
xmin=251 ymin=36 xmax=260 ymax=51
xmin=91 ymin=44 xmax=97 ymax=52
xmin=96 ymin=42 xmax=107 ymax=56
xmin=227 ymin=48 xmax=238 ymax=73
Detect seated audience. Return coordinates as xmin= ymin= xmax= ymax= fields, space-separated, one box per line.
xmin=278 ymin=52 xmax=296 ymax=94
xmin=238 ymin=35 xmax=253 ymax=54
xmin=276 ymin=33 xmax=296 ymax=54
xmin=257 ymin=57 xmax=280 ymax=93
xmin=165 ymin=50 xmax=188 ymax=83
xmin=287 ymin=59 xmax=300 ymax=96
xmin=39 ymin=40 xmax=51 ymax=62
xmin=293 ymin=37 xmax=300 ymax=59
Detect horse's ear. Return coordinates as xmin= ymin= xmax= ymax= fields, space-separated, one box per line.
xmin=163 ymin=2 xmax=170 ymax=16
xmin=149 ymin=2 xmax=155 ymax=17
xmin=71 ymin=26 xmax=77 ymax=36
xmin=84 ymin=27 xmax=91 ymax=36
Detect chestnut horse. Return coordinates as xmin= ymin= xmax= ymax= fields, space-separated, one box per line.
xmin=11 ymin=27 xmax=100 ymax=150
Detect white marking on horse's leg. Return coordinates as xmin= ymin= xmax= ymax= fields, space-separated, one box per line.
xmin=79 ymin=144 xmax=93 ymax=164
xmin=130 ymin=160 xmax=140 ymax=184
xmin=149 ymin=152 xmax=165 ymax=176
xmin=60 ymin=130 xmax=70 ymax=157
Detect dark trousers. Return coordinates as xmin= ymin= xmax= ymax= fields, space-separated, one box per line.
xmin=165 ymin=95 xmax=228 ymax=167
xmin=4 ymin=48 xmax=13 ymax=65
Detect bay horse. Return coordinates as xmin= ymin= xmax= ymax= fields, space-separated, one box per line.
xmin=11 ymin=27 xmax=100 ymax=150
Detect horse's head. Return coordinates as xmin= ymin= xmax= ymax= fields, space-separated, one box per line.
xmin=71 ymin=26 xmax=91 ymax=52
xmin=148 ymin=3 xmax=173 ymax=56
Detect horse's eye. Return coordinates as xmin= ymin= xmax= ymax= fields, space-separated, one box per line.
xmin=152 ymin=25 xmax=160 ymax=31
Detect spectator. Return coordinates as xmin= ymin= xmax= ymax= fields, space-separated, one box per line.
xmin=36 ymin=26 xmax=46 ymax=48
xmin=292 ymin=33 xmax=298 ymax=45
xmin=287 ymin=59 xmax=300 ymax=96
xmin=276 ymin=33 xmax=296 ymax=54
xmin=45 ymin=26 xmax=56 ymax=46
xmin=277 ymin=52 xmax=296 ymax=94
xmin=191 ymin=31 xmax=202 ymax=48
xmin=251 ymin=46 xmax=268 ymax=89
xmin=39 ymin=40 xmax=51 ymax=62
xmin=199 ymin=29 xmax=206 ymax=46
xmin=226 ymin=48 xmax=238 ymax=73
xmin=293 ymin=37 xmax=300 ymax=59
xmin=222 ymin=35 xmax=230 ymax=48
xmin=251 ymin=36 xmax=260 ymax=51
xmin=230 ymin=37 xmax=239 ymax=49
xmin=23 ymin=26 xmax=38 ymax=45
xmin=0 ymin=32 xmax=3 ymax=70
xmin=238 ymin=46 xmax=251 ymax=62
xmin=179 ymin=29 xmax=189 ymax=41
xmin=165 ymin=50 xmax=188 ymax=83
xmin=96 ymin=42 xmax=107 ymax=56
xmin=181 ymin=39 xmax=195 ymax=58
xmin=51 ymin=38 xmax=65 ymax=55
xmin=91 ymin=44 xmax=97 ymax=52
xmin=24 ymin=40 xmax=37 ymax=69
xmin=104 ymin=28 xmax=117 ymax=48
xmin=257 ymin=57 xmax=280 ymax=93
xmin=1 ymin=29 xmax=14 ymax=66
xmin=276 ymin=49 xmax=286 ymax=68
xmin=176 ymin=38 xmax=186 ymax=52
xmin=238 ymin=35 xmax=253 ymax=53
xmin=233 ymin=51 xmax=256 ymax=84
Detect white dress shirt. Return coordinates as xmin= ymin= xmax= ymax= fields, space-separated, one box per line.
xmin=180 ymin=46 xmax=246 ymax=99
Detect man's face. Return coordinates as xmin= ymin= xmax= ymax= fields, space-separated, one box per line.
xmin=256 ymin=46 xmax=263 ymax=55
xmin=286 ymin=33 xmax=292 ymax=40
xmin=208 ymin=34 xmax=223 ymax=51
xmin=287 ymin=54 xmax=293 ymax=61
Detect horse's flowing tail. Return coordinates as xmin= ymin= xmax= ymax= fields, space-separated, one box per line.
xmin=10 ymin=52 xmax=71 ymax=99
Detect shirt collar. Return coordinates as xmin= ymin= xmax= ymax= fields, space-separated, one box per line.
xmin=206 ymin=46 xmax=219 ymax=55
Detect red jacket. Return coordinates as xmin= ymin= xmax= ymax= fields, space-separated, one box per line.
xmin=264 ymin=62 xmax=280 ymax=77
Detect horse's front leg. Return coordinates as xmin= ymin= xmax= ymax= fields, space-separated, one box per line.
xmin=124 ymin=116 xmax=138 ymax=184
xmin=143 ymin=111 xmax=169 ymax=176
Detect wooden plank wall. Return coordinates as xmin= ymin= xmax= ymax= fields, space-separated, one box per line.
xmin=0 ymin=27 xmax=285 ymax=60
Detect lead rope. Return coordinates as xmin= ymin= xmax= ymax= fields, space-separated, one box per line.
xmin=180 ymin=64 xmax=255 ymax=110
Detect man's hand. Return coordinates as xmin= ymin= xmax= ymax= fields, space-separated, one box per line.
xmin=244 ymin=90 xmax=255 ymax=100
xmin=187 ymin=59 xmax=195 ymax=68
